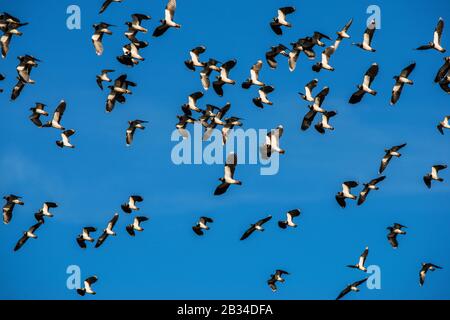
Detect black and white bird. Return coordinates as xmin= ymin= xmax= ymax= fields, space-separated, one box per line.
xmin=192 ymin=217 xmax=213 ymax=236
xmin=253 ymin=85 xmax=275 ymax=109
xmin=349 ymin=63 xmax=379 ymax=104
xmin=77 ymin=276 xmax=98 ymax=296
xmin=56 ymin=129 xmax=76 ymax=149
xmin=14 ymin=222 xmax=42 ymax=251
xmin=240 ymin=215 xmax=272 ymax=241
xmin=439 ymin=75 xmax=450 ymax=93
xmin=106 ymin=74 xmax=136 ymax=112
xmin=260 ymin=125 xmax=285 ymax=159
xmin=213 ymin=59 xmax=237 ymax=96
xmin=312 ymin=46 xmax=336 ymax=72
xmin=301 ymin=86 xmax=330 ymax=131
xmin=125 ymin=13 xmax=151 ymax=37
xmin=221 ymin=117 xmax=243 ymax=145
xmin=153 ymin=0 xmax=180 ymax=37
xmin=95 ymin=213 xmax=119 ymax=248
xmin=299 ymin=79 xmax=319 ymax=102
xmin=437 ymin=115 xmax=450 ymax=134
xmin=434 ymin=56 xmax=450 ymax=83
xmin=265 ymin=44 xmax=288 ymax=69
xmin=347 ymin=247 xmax=369 ymax=272
xmin=29 ymin=103 xmax=48 ymax=127
xmin=391 ymin=62 xmax=416 ymax=105
xmin=423 ymin=165 xmax=447 ymax=189
xmin=278 ymin=209 xmax=301 ymax=229
xmin=379 ymin=143 xmax=407 ymax=174
xmin=76 ymin=227 xmax=97 ymax=249
xmin=203 ymin=102 xmax=231 ymax=141
xmin=419 ymin=263 xmax=442 ymax=286
xmin=416 ymin=18 xmax=446 ymax=53
xmin=126 ymin=216 xmax=149 ymax=236
xmin=387 ymin=223 xmax=407 ymax=249
xmin=92 ymin=22 xmax=114 ymax=56
xmin=11 ymin=55 xmax=39 ymax=100
xmin=270 ymin=7 xmax=296 ymax=35
xmin=214 ymin=152 xmax=242 ymax=196
xmin=36 ymin=202 xmax=58 ymax=219
xmin=3 ymin=194 xmax=24 ymax=224
xmin=357 ymin=176 xmax=386 ymax=205
xmin=184 ymin=46 xmax=206 ymax=71
xmin=199 ymin=59 xmax=221 ymax=90
xmin=176 ymin=114 xmax=196 ymax=139
xmin=353 ymin=19 xmax=377 ymax=52
xmin=335 ymin=181 xmax=359 ymax=208
xmin=242 ymin=60 xmax=265 ymax=89
xmin=42 ymin=100 xmax=67 ymax=130
xmin=11 ymin=77 xmax=25 ymax=100
xmin=0 ymin=13 xmax=28 ymax=58
xmin=96 ymin=69 xmax=114 ymax=90
xmin=126 ymin=120 xmax=147 ymax=146
xmin=336 ymin=278 xmax=368 ymax=300
xmin=121 ymin=195 xmax=144 ymax=213
xmin=267 ymin=270 xmax=290 ymax=292
xmin=314 ymin=111 xmax=337 ymax=134
xmin=99 ymin=0 xmax=122 ymax=14
xmin=182 ymin=91 xmax=203 ymax=113
xmin=335 ymin=18 xmax=353 ymax=49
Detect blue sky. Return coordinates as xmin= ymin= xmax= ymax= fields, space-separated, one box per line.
xmin=0 ymin=0 xmax=449 ymax=300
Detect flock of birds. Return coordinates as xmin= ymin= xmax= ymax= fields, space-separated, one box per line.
xmin=1 ymin=1 xmax=449 ymax=299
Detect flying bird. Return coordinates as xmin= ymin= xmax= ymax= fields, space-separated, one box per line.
xmin=352 ymin=19 xmax=377 ymax=52
xmin=437 ymin=115 xmax=450 ymax=134
xmin=121 ymin=195 xmax=144 ymax=213
xmin=312 ymin=46 xmax=336 ymax=72
xmin=3 ymin=194 xmax=24 ymax=224
xmin=96 ymin=69 xmax=114 ymax=90
xmin=270 ymin=7 xmax=296 ymax=35
xmin=36 ymin=202 xmax=58 ymax=218
xmin=92 ymin=22 xmax=114 ymax=56
xmin=314 ymin=110 xmax=338 ymax=134
xmin=182 ymin=91 xmax=204 ymax=113
xmin=176 ymin=114 xmax=195 ymax=139
xmin=203 ymin=102 xmax=231 ymax=141
xmin=221 ymin=117 xmax=243 ymax=145
xmin=253 ymin=85 xmax=275 ymax=109
xmin=265 ymin=44 xmax=288 ymax=69
xmin=387 ymin=223 xmax=407 ymax=249
xmin=391 ymin=62 xmax=416 ymax=105
xmin=434 ymin=56 xmax=450 ymax=83
xmin=423 ymin=165 xmax=447 ymax=189
xmin=260 ymin=125 xmax=285 ymax=159
xmin=213 ymin=59 xmax=237 ymax=96
xmin=153 ymin=0 xmax=181 ymax=37
xmin=214 ymin=152 xmax=242 ymax=196
xmin=126 ymin=216 xmax=149 ymax=236
xmin=99 ymin=0 xmax=122 ymax=14
xmin=357 ymin=176 xmax=386 ymax=205
xmin=335 ymin=18 xmax=353 ymax=48
xmin=76 ymin=227 xmax=97 ymax=249
xmin=278 ymin=209 xmax=301 ymax=229
xmin=185 ymin=46 xmax=206 ymax=71
xmin=336 ymin=181 xmax=359 ymax=208
xmin=126 ymin=13 xmax=151 ymax=36
xmin=95 ymin=213 xmax=119 ymax=248
xmin=56 ymin=129 xmax=76 ymax=149
xmin=77 ymin=276 xmax=98 ymax=296
xmin=416 ymin=18 xmax=446 ymax=53
xmin=349 ymin=63 xmax=379 ymax=104
xmin=192 ymin=217 xmax=213 ymax=236
xmin=379 ymin=143 xmax=407 ymax=174
xmin=301 ymin=86 xmax=330 ymax=131
xmin=29 ymin=103 xmax=48 ymax=127
xmin=267 ymin=270 xmax=290 ymax=292
xmin=14 ymin=222 xmax=42 ymax=251
xmin=242 ymin=60 xmax=265 ymax=89
xmin=126 ymin=120 xmax=148 ymax=146
xmin=42 ymin=100 xmax=67 ymax=130
xmin=240 ymin=215 xmax=272 ymax=241
xmin=199 ymin=59 xmax=221 ymax=90
xmin=347 ymin=247 xmax=369 ymax=272
xmin=439 ymin=75 xmax=450 ymax=93
xmin=419 ymin=263 xmax=442 ymax=286
xmin=0 ymin=13 xmax=28 ymax=58
xmin=336 ymin=278 xmax=368 ymax=300
xmin=299 ymin=79 xmax=319 ymax=102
